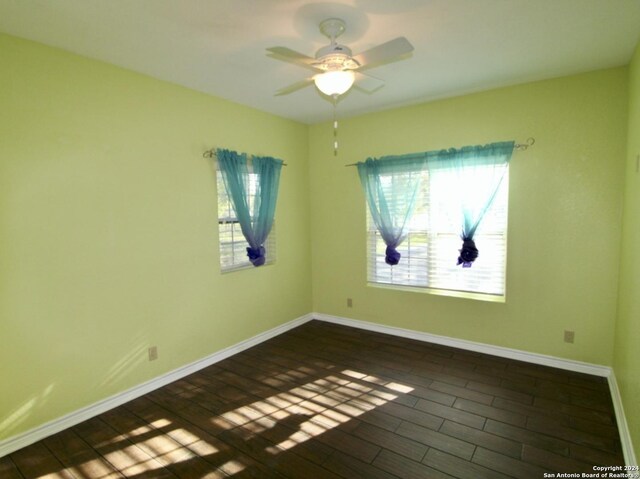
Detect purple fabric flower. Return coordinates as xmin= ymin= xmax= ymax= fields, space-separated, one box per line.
xmin=457 ymin=239 xmax=478 ymax=268
xmin=247 ymin=246 xmax=266 ymax=266
xmin=385 ymin=245 xmax=401 ymax=266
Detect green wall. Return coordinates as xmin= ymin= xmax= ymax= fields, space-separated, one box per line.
xmin=615 ymin=41 xmax=640 ymax=461
xmin=0 ymin=34 xmax=312 ymax=441
xmin=308 ymin=68 xmax=628 ymax=366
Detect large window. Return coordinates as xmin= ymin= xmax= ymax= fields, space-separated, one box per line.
xmin=217 ymin=170 xmax=276 ymax=272
xmin=367 ymin=166 xmax=508 ymax=298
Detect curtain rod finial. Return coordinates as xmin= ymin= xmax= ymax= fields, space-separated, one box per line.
xmin=515 ymin=137 xmax=535 ymax=151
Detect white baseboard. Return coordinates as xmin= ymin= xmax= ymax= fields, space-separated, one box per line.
xmin=0 ymin=313 xmax=314 ymax=458
xmin=313 ymin=312 xmax=637 ymax=466
xmin=608 ymin=372 xmax=638 ymax=466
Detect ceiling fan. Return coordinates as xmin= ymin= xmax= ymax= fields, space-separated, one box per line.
xmin=267 ymin=18 xmax=414 ymax=98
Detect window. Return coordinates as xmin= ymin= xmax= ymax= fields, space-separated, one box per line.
xmin=367 ymin=165 xmax=508 ymax=298
xmin=217 ymin=170 xmax=276 ymax=272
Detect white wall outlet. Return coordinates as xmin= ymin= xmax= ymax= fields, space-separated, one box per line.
xmin=148 ymin=346 xmax=158 ymax=361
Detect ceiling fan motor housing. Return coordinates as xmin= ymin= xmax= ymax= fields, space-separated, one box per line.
xmin=315 ymin=44 xmax=359 ymax=71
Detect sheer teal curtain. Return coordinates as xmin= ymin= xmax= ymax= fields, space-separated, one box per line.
xmin=425 ymin=142 xmax=514 ymax=266
xmin=357 ymin=141 xmax=514 ymax=267
xmin=357 ymin=157 xmax=423 ymax=265
xmin=216 ymin=148 xmax=283 ymax=266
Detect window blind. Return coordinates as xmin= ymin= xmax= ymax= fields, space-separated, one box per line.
xmin=367 ymin=168 xmax=508 ymax=296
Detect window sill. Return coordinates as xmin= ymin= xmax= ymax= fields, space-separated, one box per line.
xmin=367 ymin=282 xmax=505 ymax=303
xmin=221 ymin=261 xmax=275 ymax=274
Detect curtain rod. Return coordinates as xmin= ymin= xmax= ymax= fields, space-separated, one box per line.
xmin=343 ymin=138 xmax=535 ymax=167
xmin=203 ymin=149 xmax=288 ymax=166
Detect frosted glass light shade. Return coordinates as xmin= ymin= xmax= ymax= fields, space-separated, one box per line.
xmin=314 ymin=70 xmax=355 ymax=96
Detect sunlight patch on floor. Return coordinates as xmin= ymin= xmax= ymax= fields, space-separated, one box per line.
xmin=231 ymin=368 xmax=414 ymax=455
xmin=217 ymin=459 xmax=246 ymax=476
xmin=27 ymin=367 xmax=413 ymax=478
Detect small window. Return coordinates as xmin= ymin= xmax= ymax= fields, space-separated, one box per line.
xmin=367 ymin=166 xmax=508 ymax=298
xmin=217 ymin=170 xmax=276 ymax=272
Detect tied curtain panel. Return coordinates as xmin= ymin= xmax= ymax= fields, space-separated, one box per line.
xmin=216 ymin=148 xmax=283 ymax=266
xmin=428 ymin=143 xmax=514 ymax=267
xmin=357 ymin=158 xmax=423 ymax=266
xmin=357 ymin=141 xmax=515 ymax=268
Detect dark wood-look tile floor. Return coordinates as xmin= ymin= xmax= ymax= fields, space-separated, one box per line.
xmin=3 ymin=320 xmax=624 ymax=478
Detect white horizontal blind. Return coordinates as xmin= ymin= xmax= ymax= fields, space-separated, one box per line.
xmin=367 ymin=167 xmax=508 ymax=296
xmin=367 ymin=231 xmax=429 ymax=286
xmin=217 ymin=169 xmax=276 ymax=272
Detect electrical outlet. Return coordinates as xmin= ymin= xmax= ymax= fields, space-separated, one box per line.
xmin=148 ymin=346 xmax=158 ymax=361
xmin=564 ymin=330 xmax=575 ymax=344
xmin=347 ymin=298 xmax=353 ymax=308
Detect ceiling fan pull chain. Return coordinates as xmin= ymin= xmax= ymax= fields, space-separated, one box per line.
xmin=333 ymin=94 xmax=338 ymax=156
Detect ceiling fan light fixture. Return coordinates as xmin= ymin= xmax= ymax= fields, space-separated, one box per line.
xmin=314 ymin=70 xmax=355 ymax=96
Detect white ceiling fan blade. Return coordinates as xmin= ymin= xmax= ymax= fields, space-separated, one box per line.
xmin=275 ymin=77 xmax=314 ymax=96
xmin=353 ymin=37 xmax=414 ymax=70
xmin=266 ymin=47 xmax=321 ymax=71
xmin=353 ymin=71 xmax=385 ymax=94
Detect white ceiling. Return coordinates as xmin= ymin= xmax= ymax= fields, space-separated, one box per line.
xmin=1 ymin=0 xmax=639 ymax=124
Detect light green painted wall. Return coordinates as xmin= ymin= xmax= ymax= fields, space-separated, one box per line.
xmin=309 ymin=68 xmax=628 ymax=366
xmin=616 ymin=41 xmax=640 ymax=461
xmin=0 ymin=34 xmax=312 ymax=441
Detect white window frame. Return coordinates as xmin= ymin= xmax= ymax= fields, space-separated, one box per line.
xmin=217 ymin=169 xmax=276 ymax=273
xmin=366 ymin=167 xmax=508 ymax=301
